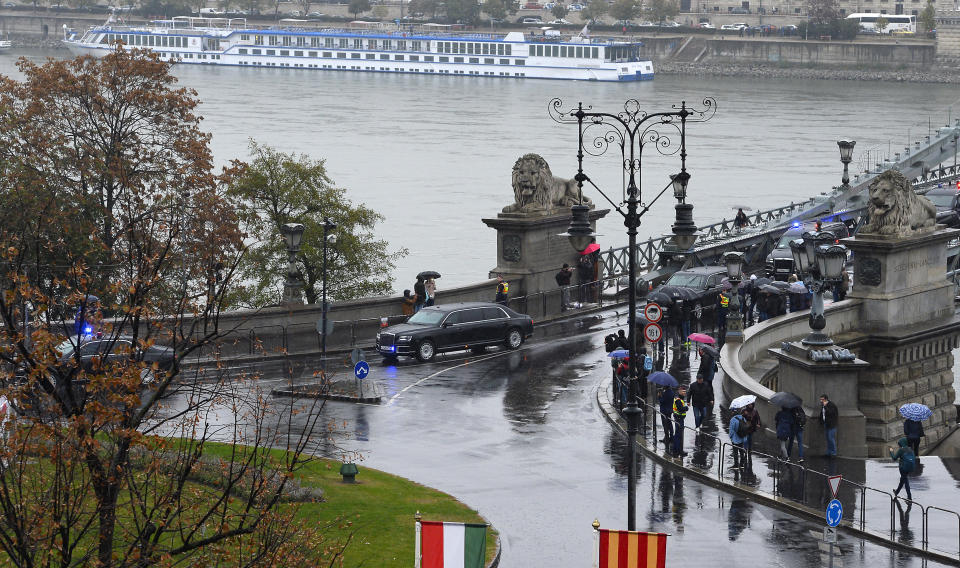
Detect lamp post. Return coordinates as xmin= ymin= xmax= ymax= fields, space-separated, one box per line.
xmin=723 ymin=251 xmax=746 ymax=343
xmin=550 ymin=97 xmax=716 ymax=531
xmin=321 ymin=217 xmax=337 ymax=378
xmin=838 ymin=139 xmax=856 ymax=190
xmin=789 ymin=231 xmax=847 ymax=346
xmin=281 ymin=222 xmax=305 ymax=304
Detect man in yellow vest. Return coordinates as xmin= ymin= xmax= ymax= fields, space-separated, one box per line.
xmin=672 ymin=385 xmax=689 ymax=457
xmin=495 ymin=274 xmax=509 ymax=306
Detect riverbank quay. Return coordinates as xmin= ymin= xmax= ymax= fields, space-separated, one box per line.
xmin=656 ymin=60 xmax=960 ymax=83
xmin=596 ymin=372 xmax=960 ymax=564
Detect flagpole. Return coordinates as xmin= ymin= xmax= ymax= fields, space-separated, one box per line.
xmin=415 ymin=511 xmax=422 ymax=568
xmin=592 ymin=519 xmax=600 ymax=568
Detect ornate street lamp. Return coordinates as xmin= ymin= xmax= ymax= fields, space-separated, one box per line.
xmin=838 ymin=139 xmax=856 ymax=191
xmin=321 ymin=217 xmax=337 ymax=378
xmin=790 ymin=231 xmax=847 ymax=346
xmin=551 ymin=96 xmax=716 ymax=531
xmin=723 ymin=251 xmax=746 ymax=343
xmin=281 ymin=222 xmax=305 ymax=304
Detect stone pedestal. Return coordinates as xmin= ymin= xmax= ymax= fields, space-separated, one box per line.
xmin=481 ymin=208 xmax=610 ymax=297
xmin=770 ymin=342 xmax=869 ymax=458
xmin=842 ymin=228 xmax=960 ymax=456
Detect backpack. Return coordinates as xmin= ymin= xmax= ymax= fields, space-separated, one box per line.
xmin=901 ymin=449 xmax=917 ymax=473
xmin=735 ymin=415 xmax=749 ymax=438
xmin=792 ymin=407 xmax=807 ymax=428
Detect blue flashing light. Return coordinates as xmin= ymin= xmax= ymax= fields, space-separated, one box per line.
xmin=792 ymin=222 xmax=801 ymax=228
xmin=83 ymin=326 xmax=93 ymax=334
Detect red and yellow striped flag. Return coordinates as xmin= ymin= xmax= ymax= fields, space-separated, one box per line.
xmin=597 ymin=529 xmax=668 ymax=568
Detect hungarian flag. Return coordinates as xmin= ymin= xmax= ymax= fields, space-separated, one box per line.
xmin=596 ymin=529 xmax=668 ymax=568
xmin=417 ymin=520 xmax=486 ymax=568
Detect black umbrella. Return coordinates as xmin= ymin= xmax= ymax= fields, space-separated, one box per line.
xmin=647 ymin=371 xmax=679 ymax=387
xmin=699 ymin=345 xmax=719 ymax=359
xmin=771 ymin=391 xmax=803 ymax=409
xmin=646 ymin=292 xmax=673 ymax=307
xmin=417 ymin=270 xmax=441 ymax=280
xmin=770 ymin=281 xmax=791 ymax=291
xmin=753 ymin=277 xmax=773 ymax=287
xmin=760 ymin=284 xmax=785 ymax=295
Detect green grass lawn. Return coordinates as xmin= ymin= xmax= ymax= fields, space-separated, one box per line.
xmin=288 ymin=458 xmax=499 ymax=566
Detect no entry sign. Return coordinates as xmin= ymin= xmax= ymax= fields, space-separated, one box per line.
xmin=644 ymin=302 xmax=663 ymax=323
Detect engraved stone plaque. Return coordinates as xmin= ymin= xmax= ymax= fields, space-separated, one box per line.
xmin=502 ymin=234 xmax=521 ymax=262
xmin=858 ymin=256 xmax=881 ymax=287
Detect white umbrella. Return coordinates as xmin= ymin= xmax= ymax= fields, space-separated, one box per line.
xmin=730 ymin=394 xmax=756 ymax=410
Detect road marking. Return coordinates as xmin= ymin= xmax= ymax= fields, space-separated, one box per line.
xmin=386 ymin=351 xmax=513 ymax=407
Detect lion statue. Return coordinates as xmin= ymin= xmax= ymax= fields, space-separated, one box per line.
xmin=860 ymin=169 xmax=936 ymax=237
xmin=502 ymin=153 xmax=592 ymax=215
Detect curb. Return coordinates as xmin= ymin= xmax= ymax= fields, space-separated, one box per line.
xmin=595 ymin=376 xmax=960 ymax=566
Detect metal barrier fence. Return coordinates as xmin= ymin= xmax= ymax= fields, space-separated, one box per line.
xmin=608 ymin=383 xmax=960 ymax=561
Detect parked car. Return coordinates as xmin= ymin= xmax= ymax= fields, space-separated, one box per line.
xmin=720 ymin=24 xmax=740 ymax=30
xmin=568 ymin=3 xmax=583 ymax=10
xmin=764 ymin=220 xmax=851 ymax=281
xmin=56 ymin=335 xmax=175 ymax=379
xmin=549 ymin=18 xmax=571 ymax=24
xmin=781 ymin=24 xmax=798 ymax=35
xmin=658 ymin=20 xmax=679 ymax=27
xmin=375 ymin=302 xmax=534 ymax=362
xmin=698 ymin=22 xmax=715 ymax=29
xmin=521 ymin=16 xmax=543 ymax=23
xmin=543 ymin=2 xmax=556 ymax=9
xmin=649 ymin=266 xmax=728 ymax=320
xmin=523 ymin=1 xmax=543 ymax=8
xmin=924 ymin=184 xmax=960 ymax=227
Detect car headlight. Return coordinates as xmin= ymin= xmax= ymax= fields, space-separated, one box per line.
xmin=398 ymin=335 xmax=412 ymax=342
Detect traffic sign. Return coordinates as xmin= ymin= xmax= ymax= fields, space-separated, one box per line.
xmin=828 ymin=475 xmax=842 ymax=498
xmin=823 ymin=527 xmax=837 ymax=544
xmin=644 ymin=302 xmax=663 ymax=323
xmin=354 ymin=361 xmax=369 ymax=380
xmin=316 ymin=317 xmax=334 ymax=336
xmin=825 ymin=499 xmax=843 ymax=527
xmin=643 ymin=323 xmax=663 ymax=343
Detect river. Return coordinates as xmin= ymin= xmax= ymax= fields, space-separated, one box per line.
xmin=3 ymin=49 xmax=960 ymax=292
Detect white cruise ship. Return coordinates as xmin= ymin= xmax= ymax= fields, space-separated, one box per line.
xmin=62 ymin=17 xmax=654 ymax=81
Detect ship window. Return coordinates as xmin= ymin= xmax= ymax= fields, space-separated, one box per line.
xmin=467 ymin=43 xmax=474 ymax=54
xmin=500 ymin=58 xmax=509 ymax=64
xmin=337 ymin=52 xmax=346 ymax=58
xmin=398 ymin=40 xmax=406 ymax=50
xmin=309 ymin=51 xmax=317 ymax=56
xmin=424 ymin=55 xmax=434 ymax=61
xmin=269 ymin=36 xmax=278 ymax=46
xmin=516 ymin=59 xmax=525 ymax=65
xmin=297 ymin=36 xmax=305 ymax=46
xmin=295 ymin=50 xmax=303 ymax=56
xmin=280 ymin=50 xmax=289 ymax=56
xmin=484 ymin=57 xmax=494 ymax=64
xmin=353 ymin=39 xmax=362 ymax=49
xmin=311 ymin=37 xmax=319 ymax=47
xmin=497 ymin=44 xmax=504 ymax=55
xmin=460 ymin=42 xmax=466 ymax=53
xmin=252 ymin=48 xmax=261 ymax=54
xmin=469 ymin=57 xmax=478 ymax=63
xmin=366 ymin=53 xmax=375 ymax=59
xmin=322 ymin=51 xmax=331 ymax=57
xmin=162 ymin=36 xmax=169 ymax=47
xmin=282 ymin=36 xmax=290 ymax=46
xmin=380 ymin=53 xmax=389 ymax=59
xmin=506 ymin=45 xmax=511 ymax=55
xmin=99 ymin=34 xmax=108 ymax=44
xmin=325 ymin=38 xmax=333 ymax=47
xmin=592 ymin=47 xmax=598 ymax=58
xmin=410 ymin=55 xmax=419 ymax=61
xmin=560 ymin=46 xmax=566 ymax=56
xmin=439 ymin=56 xmax=449 ymax=62
xmin=239 ymin=48 xmax=248 ymax=54
xmin=454 ymin=56 xmax=463 ymax=62
xmin=351 ymin=52 xmax=360 ymax=58
xmin=338 ymin=38 xmax=347 ymax=48
xmin=267 ymin=49 xmax=275 ymax=55
xmin=576 ymin=46 xmax=583 ymax=57
xmin=412 ymin=40 xmax=420 ymax=50
xmin=368 ymin=39 xmax=377 ymax=49
xmin=255 ymin=35 xmax=263 ymax=44
xmin=395 ymin=54 xmax=404 ymax=60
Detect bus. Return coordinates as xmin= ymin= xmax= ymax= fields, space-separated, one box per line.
xmin=845 ymin=13 xmax=917 ymax=34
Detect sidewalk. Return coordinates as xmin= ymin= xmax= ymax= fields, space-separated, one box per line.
xmin=596 ymin=359 xmax=960 ymax=564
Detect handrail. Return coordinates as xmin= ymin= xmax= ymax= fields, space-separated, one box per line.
xmin=924 ymin=505 xmax=960 ymax=555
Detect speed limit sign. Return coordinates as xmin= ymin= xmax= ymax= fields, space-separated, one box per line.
xmin=644 ymin=302 xmax=663 ymax=323
xmin=643 ymin=323 xmax=663 ymax=343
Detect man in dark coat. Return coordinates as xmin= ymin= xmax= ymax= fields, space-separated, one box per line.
xmin=819 ymin=394 xmax=839 ymax=457
xmin=687 ymin=375 xmax=713 ymax=430
xmin=904 ymin=418 xmax=924 ymax=461
xmin=658 ymin=386 xmax=675 ymax=445
xmin=696 ymin=346 xmax=718 ymax=384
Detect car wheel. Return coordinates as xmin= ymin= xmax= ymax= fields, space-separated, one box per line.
xmin=416 ymin=340 xmax=436 ymax=362
xmin=471 ymin=346 xmax=486 ymax=354
xmin=692 ymin=302 xmax=703 ymax=320
xmin=505 ymin=328 xmax=523 ymax=350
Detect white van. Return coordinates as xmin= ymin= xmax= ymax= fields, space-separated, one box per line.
xmin=198 ymin=7 xmax=223 ymax=15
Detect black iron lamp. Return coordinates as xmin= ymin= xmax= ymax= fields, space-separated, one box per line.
xmin=724 ymin=250 xmax=745 ymax=280
xmin=281 ymin=222 xmax=305 ymax=304
xmin=671 ymin=171 xmax=691 ymax=203
xmin=792 ymin=231 xmax=846 ymax=346
xmin=838 ymin=139 xmax=856 ymax=190
xmin=321 ymin=217 xmax=337 ymax=377
xmin=562 ymin=204 xmax=597 ymax=252
xmin=816 ymin=244 xmax=847 ymax=282
xmin=723 ymin=251 xmax=746 ymax=343
xmin=789 ymin=238 xmax=808 ymax=275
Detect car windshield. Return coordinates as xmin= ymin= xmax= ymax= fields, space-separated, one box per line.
xmin=777 ymin=232 xmax=801 ymax=248
xmin=926 ymin=192 xmax=955 ymax=208
xmin=666 ymin=273 xmax=707 ymax=288
xmin=406 ymin=310 xmax=445 ymax=325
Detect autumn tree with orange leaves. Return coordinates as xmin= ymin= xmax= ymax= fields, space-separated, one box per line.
xmin=0 ymin=48 xmax=340 ymax=567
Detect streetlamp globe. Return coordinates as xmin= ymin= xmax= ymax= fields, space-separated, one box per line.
xmin=723 ymin=251 xmax=745 ymax=281
xmin=789 ymin=238 xmax=808 ymax=274
xmin=816 ymin=244 xmax=847 ymax=281
xmin=837 ymin=139 xmax=856 ymax=164
xmin=281 ymin=222 xmax=305 ymax=251
xmin=670 ymin=171 xmax=691 ymax=203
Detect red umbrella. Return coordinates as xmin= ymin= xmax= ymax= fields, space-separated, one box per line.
xmin=687 ymin=332 xmax=716 ymax=344
xmin=581 ymin=243 xmax=600 ymax=255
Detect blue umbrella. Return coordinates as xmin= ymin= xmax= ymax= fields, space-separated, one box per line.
xmin=899 ymin=403 xmax=932 ymax=421
xmin=607 ymin=349 xmax=630 ymax=358
xmin=647 ymin=371 xmax=679 ymax=387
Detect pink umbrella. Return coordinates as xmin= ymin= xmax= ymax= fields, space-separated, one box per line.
xmin=688 ymin=332 xmax=716 ymax=344
xmin=581 ymin=243 xmax=600 ymax=255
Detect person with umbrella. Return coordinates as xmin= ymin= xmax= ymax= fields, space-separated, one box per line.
xmin=414 ymin=276 xmax=426 ymax=313
xmin=696 ymin=345 xmax=718 ymax=385
xmin=734 ymin=207 xmax=749 ymax=230
xmin=901 ymin=403 xmax=931 ymax=461
xmin=775 ymin=405 xmax=796 ymax=460
xmin=728 ymin=408 xmax=750 ymax=470
xmin=650 ymin=371 xmax=678 ymax=446
xmin=687 ymin=374 xmax=713 ymax=431
xmin=741 ymin=402 xmax=762 ymax=454
xmin=770 ymin=391 xmax=807 ymax=462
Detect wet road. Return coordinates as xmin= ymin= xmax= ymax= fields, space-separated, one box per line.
xmin=179 ymin=311 xmax=954 ymax=567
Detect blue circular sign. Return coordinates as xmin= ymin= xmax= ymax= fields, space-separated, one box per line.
xmin=354 ymin=361 xmax=369 ymax=380
xmin=825 ymin=499 xmax=843 ymax=527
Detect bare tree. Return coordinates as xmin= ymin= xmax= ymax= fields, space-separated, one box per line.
xmin=0 ymin=48 xmax=340 ymax=567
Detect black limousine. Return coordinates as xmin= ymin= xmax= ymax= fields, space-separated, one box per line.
xmin=376 ymin=302 xmax=534 ymax=361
